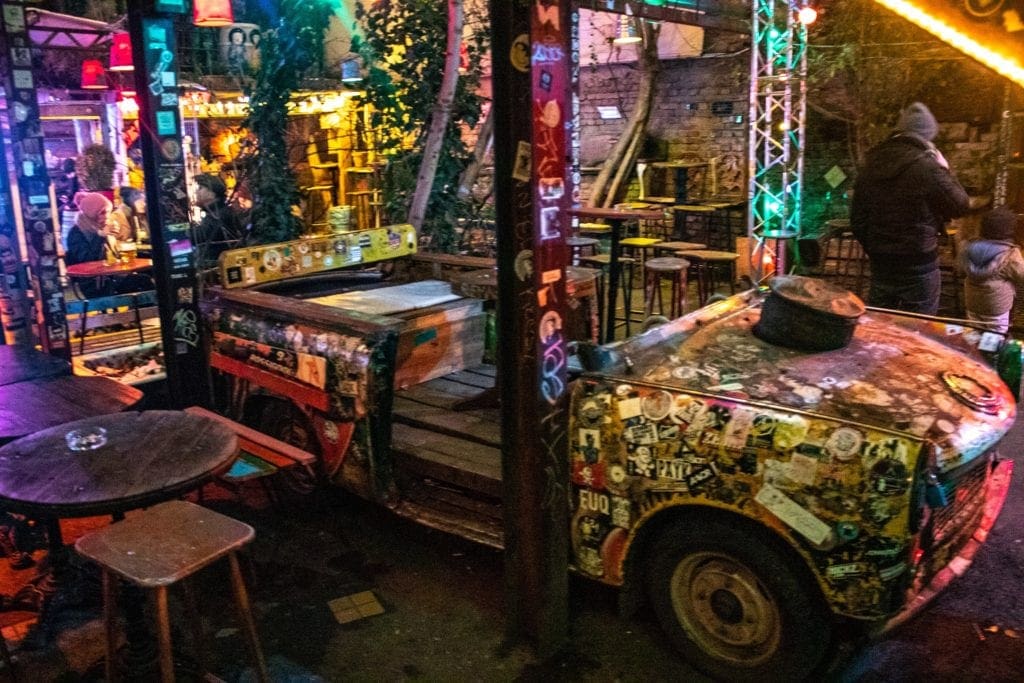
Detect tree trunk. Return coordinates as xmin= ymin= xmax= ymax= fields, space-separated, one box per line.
xmin=408 ymin=0 xmax=464 ymax=231
xmin=458 ymin=105 xmax=494 ymax=200
xmin=588 ymin=21 xmax=661 ymax=207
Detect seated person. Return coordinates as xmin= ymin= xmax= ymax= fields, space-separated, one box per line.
xmin=66 ymin=191 xmax=151 ymax=298
xmin=109 ymin=186 xmax=149 ymax=243
xmin=193 ymin=174 xmax=249 ymax=268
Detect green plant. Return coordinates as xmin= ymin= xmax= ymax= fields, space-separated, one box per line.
xmin=78 ymin=144 xmax=116 ymax=192
xmin=354 ymin=0 xmax=488 ymax=253
xmin=245 ymin=0 xmax=332 ymax=244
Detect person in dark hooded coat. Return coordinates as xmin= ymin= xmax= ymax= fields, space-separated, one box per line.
xmin=851 ymin=102 xmax=970 ymax=314
xmin=958 ymin=207 xmax=1024 ymax=333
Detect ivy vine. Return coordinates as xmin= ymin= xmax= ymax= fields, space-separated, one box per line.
xmin=245 ymin=0 xmax=332 ymax=244
xmin=353 ymin=0 xmax=488 ymax=252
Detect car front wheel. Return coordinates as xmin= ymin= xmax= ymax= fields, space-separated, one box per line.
xmin=646 ymin=517 xmax=833 ymax=681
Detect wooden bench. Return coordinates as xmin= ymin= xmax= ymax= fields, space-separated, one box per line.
xmin=184 ymin=407 xmax=318 ymax=500
xmin=66 ymin=290 xmax=158 ymax=354
xmin=409 ymin=252 xmax=497 ymax=281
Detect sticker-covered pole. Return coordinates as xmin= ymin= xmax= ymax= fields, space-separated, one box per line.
xmin=128 ymin=3 xmax=209 ymax=406
xmin=492 ymin=0 xmax=573 ymax=657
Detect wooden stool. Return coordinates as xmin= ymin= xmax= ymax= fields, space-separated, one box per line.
xmin=76 ymin=500 xmax=270 ymax=683
xmin=702 ymin=198 xmax=746 ymax=250
xmin=644 ymin=257 xmax=690 ymax=319
xmin=579 ymin=253 xmax=637 ymax=339
xmin=677 ymin=249 xmax=739 ymax=306
xmin=578 ymin=222 xmax=610 ymax=235
xmin=619 ymin=236 xmax=662 ymax=271
xmin=567 ymin=236 xmax=600 ymax=264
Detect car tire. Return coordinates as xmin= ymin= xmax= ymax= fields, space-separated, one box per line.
xmin=646 ymin=516 xmax=833 ymax=681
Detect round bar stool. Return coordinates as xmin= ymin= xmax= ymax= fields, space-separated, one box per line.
xmin=643 ymin=256 xmax=690 ymax=319
xmin=579 ymin=253 xmax=638 ymax=339
xmin=567 ymin=236 xmax=600 ymax=264
xmin=677 ymin=249 xmax=740 ymax=307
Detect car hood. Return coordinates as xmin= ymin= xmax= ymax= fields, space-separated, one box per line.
xmin=595 ymin=292 xmax=1016 ymax=473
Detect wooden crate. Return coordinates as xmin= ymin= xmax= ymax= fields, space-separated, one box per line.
xmin=393 ymin=297 xmax=485 ymax=390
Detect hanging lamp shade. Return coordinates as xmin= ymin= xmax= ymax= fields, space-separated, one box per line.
xmin=612 ymin=15 xmax=641 ymax=45
xmin=81 ymin=59 xmax=107 ymax=89
xmin=192 ymin=0 xmax=234 ymax=27
xmin=109 ymin=32 xmax=134 ymax=71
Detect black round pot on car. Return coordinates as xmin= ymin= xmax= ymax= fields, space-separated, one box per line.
xmin=753 ymin=275 xmax=865 ymax=351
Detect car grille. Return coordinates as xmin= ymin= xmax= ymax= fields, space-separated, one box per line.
xmin=930 ymin=460 xmax=989 ymax=545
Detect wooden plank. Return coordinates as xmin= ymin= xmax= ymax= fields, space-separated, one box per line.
xmin=392 ymin=396 xmax=501 ymax=446
xmin=391 ymin=423 xmax=502 ymax=498
xmin=409 ymin=253 xmax=497 ymax=269
xmin=438 ymin=367 xmax=497 ymax=390
xmin=397 ymin=376 xmax=493 ymax=409
xmin=309 ymin=280 xmax=463 ymax=316
xmin=184 ymin=406 xmax=316 ymax=466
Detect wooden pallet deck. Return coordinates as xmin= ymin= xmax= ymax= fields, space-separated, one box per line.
xmin=391 ymin=365 xmax=501 ymax=498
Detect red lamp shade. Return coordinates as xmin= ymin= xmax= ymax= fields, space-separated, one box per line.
xmin=81 ymin=59 xmax=107 ymax=89
xmin=192 ymin=0 xmax=234 ymax=27
xmin=109 ymin=32 xmax=133 ymax=72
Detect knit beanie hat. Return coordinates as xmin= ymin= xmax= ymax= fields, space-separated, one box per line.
xmin=896 ymin=102 xmax=939 ymax=142
xmin=75 ymin=191 xmax=111 ymax=220
xmin=981 ymin=207 xmax=1019 ymax=241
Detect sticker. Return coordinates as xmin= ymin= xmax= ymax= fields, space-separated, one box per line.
xmin=577 ymin=397 xmax=608 ymax=428
xmin=787 ymin=453 xmax=818 ymax=486
xmin=685 ymin=463 xmax=717 ymax=491
xmin=512 ymin=141 xmax=531 ymax=182
xmin=772 ymin=414 xmax=809 ymax=450
xmin=624 ymin=423 xmax=657 ymax=445
xmin=296 ymin=353 xmax=327 ymax=389
xmin=156 ymin=110 xmax=177 ymax=136
xmin=12 ymin=69 xmax=32 ymax=89
xmin=514 ymin=250 xmax=533 ymax=281
xmin=572 ymin=461 xmax=605 ymax=489
xmin=826 ymin=427 xmax=863 ymax=462
xmin=578 ymin=428 xmax=601 ymax=463
xmin=611 ymin=496 xmax=631 ymax=528
xmin=617 ymin=397 xmax=641 ymax=420
xmin=722 ymin=407 xmax=756 ymax=450
xmin=510 ymin=33 xmax=530 ymax=73
xmin=825 ymin=563 xmax=869 ymax=581
xmin=614 ymin=384 xmax=633 ymax=397
xmin=641 ymin=390 xmax=673 ymax=421
xmin=869 ymin=457 xmax=910 ymax=496
xmin=262 ymin=249 xmax=281 ymax=271
xmin=755 ymin=483 xmax=833 ymax=546
xmin=627 ymin=447 xmax=656 ymax=478
xmin=670 ymin=395 xmax=705 ymax=426
xmin=656 ymin=459 xmax=687 ymax=482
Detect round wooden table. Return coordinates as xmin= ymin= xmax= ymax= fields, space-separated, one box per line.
xmin=0 ymin=410 xmax=238 ymax=660
xmin=0 ymin=410 xmax=237 ymax=518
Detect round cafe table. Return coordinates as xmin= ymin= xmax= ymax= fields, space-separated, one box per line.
xmin=0 ymin=411 xmax=238 ymax=662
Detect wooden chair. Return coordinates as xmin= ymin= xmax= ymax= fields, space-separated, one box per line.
xmin=75 ymin=500 xmax=270 ymax=683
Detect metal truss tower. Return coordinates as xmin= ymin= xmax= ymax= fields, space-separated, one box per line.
xmin=748 ymin=0 xmax=808 ymax=281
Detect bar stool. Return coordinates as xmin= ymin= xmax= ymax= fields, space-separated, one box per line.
xmin=644 ymin=257 xmax=690 ymax=319
xmin=702 ymin=198 xmax=746 ymax=250
xmin=579 ymin=253 xmax=638 ymax=339
xmin=672 ymin=204 xmax=716 ymax=243
xmin=677 ymin=249 xmax=740 ymax=306
xmin=76 ymin=500 xmax=270 ymax=683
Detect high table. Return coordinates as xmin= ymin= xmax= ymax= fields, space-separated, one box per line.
xmin=0 ymin=345 xmax=69 ymax=387
xmin=651 ymin=160 xmax=709 ymax=204
xmin=569 ymin=206 xmax=667 ymax=343
xmin=0 ymin=410 xmax=238 ymax=668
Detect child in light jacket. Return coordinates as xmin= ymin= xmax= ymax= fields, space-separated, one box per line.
xmin=959 ymin=207 xmax=1024 ymax=333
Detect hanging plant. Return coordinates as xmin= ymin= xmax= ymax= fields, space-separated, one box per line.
xmin=245 ymin=0 xmax=332 ymax=244
xmin=354 ymin=0 xmax=488 ymax=252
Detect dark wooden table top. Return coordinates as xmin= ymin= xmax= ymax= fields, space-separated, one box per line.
xmin=65 ymin=258 xmax=153 ymax=279
xmin=0 ymin=411 xmax=237 ymax=517
xmin=0 ymin=375 xmax=143 ymax=443
xmin=569 ymin=207 xmax=666 ymax=222
xmin=0 ymin=345 xmax=70 ymax=387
